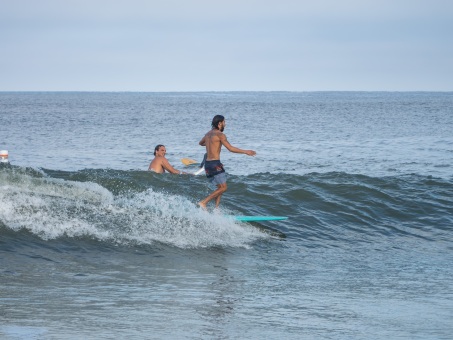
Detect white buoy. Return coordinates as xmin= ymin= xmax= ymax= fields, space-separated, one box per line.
xmin=0 ymin=150 xmax=9 ymax=163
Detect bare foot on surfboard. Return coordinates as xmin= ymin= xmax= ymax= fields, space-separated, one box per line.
xmin=198 ymin=202 xmax=207 ymax=210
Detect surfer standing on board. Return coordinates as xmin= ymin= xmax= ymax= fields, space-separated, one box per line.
xmin=198 ymin=115 xmax=256 ymax=210
xmin=148 ymin=144 xmax=189 ymax=174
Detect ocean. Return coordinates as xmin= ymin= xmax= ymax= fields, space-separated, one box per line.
xmin=1 ymin=92 xmax=452 ymax=339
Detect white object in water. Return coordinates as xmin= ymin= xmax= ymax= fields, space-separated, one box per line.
xmin=193 ymin=167 xmax=205 ymax=175
xmin=0 ymin=150 xmax=8 ymax=163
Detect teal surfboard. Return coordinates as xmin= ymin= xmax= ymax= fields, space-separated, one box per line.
xmin=229 ymin=216 xmax=288 ymax=222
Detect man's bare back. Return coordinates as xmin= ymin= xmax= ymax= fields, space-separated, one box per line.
xmin=201 ymin=129 xmax=224 ymax=161
xmin=199 ymin=121 xmax=255 ymax=160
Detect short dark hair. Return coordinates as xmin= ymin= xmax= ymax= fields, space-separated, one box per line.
xmin=154 ymin=144 xmax=164 ymax=156
xmin=211 ymin=115 xmax=225 ymax=130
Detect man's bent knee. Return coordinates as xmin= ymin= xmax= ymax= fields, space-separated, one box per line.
xmin=217 ymin=183 xmax=227 ymax=193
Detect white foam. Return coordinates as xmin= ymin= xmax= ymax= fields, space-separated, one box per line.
xmin=0 ymin=171 xmax=266 ymax=248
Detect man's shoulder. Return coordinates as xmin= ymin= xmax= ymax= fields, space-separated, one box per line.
xmin=207 ymin=130 xmax=223 ymax=138
xmin=153 ymin=156 xmax=165 ymax=164
xmin=205 ymin=130 xmax=227 ymax=143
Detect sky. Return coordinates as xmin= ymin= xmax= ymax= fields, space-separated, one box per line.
xmin=1 ymin=0 xmax=452 ymax=91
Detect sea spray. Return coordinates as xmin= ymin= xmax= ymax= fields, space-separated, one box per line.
xmin=0 ymin=167 xmax=266 ymax=247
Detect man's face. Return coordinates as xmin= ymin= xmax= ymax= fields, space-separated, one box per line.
xmin=219 ymin=120 xmax=226 ymax=132
xmin=156 ymin=146 xmax=166 ymax=157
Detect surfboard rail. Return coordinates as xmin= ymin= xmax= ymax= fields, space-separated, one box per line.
xmin=227 ymin=216 xmax=288 ymax=222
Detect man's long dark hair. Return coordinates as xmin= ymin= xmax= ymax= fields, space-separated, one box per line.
xmin=211 ymin=115 xmax=225 ymax=130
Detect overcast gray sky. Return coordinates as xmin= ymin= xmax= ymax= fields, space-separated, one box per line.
xmin=1 ymin=0 xmax=452 ymax=91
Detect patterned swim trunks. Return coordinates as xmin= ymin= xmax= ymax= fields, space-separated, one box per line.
xmin=204 ymin=160 xmax=227 ymax=185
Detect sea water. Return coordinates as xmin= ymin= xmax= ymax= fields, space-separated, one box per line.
xmin=1 ymin=92 xmax=452 ymax=339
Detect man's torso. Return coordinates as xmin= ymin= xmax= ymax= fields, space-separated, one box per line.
xmin=205 ymin=130 xmax=224 ymax=161
xmin=149 ymin=157 xmax=165 ymax=173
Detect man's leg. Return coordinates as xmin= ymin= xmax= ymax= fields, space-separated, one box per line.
xmin=214 ymin=183 xmax=227 ymax=208
xmin=198 ymin=183 xmax=227 ymax=209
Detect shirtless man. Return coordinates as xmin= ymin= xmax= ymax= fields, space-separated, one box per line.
xmin=198 ymin=115 xmax=256 ymax=210
xmin=148 ymin=144 xmax=188 ymax=174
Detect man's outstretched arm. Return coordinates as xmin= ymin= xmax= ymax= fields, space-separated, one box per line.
xmin=220 ymin=135 xmax=256 ymax=156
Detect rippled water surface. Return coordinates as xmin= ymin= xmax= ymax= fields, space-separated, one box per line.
xmin=1 ymin=92 xmax=453 ymax=339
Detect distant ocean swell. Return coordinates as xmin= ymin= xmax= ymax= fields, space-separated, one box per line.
xmin=295 ymin=173 xmax=453 ymax=245
xmin=1 ymin=165 xmax=452 ymax=249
